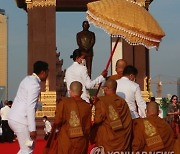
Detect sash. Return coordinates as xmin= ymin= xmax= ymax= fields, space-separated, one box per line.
xmin=143 ymin=119 xmax=164 ymax=151
xmin=68 ymin=99 xmax=83 ymax=138
xmin=100 ymin=97 xmax=123 ymax=131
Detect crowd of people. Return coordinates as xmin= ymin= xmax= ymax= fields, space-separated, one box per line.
xmin=0 ymin=49 xmax=179 ymax=153
xmin=44 ymin=79 xmax=176 ymax=153
xmin=44 ymin=48 xmax=178 ymax=153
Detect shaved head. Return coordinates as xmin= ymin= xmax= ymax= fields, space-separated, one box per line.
xmin=146 ymin=101 xmax=159 ymax=117
xmin=116 ymin=59 xmax=127 ymax=76
xmin=116 ymin=59 xmax=127 ymax=67
xmin=104 ymin=79 xmax=117 ymax=92
xmin=70 ymin=81 xmax=82 ymax=96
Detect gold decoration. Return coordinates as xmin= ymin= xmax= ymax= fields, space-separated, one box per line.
xmin=26 ymin=0 xmax=56 ymax=9
xmin=26 ymin=0 xmax=32 ymax=4
xmin=68 ymin=110 xmax=83 ymax=138
xmin=109 ymin=105 xmax=119 ymax=121
xmin=144 ymin=120 xmax=157 ymax=137
xmin=109 ymin=105 xmax=123 ymax=131
xmin=142 ymin=77 xmax=152 ymax=101
xmin=148 ymin=78 xmax=151 ymax=92
xmin=144 ymin=76 xmax=148 ymax=91
xmin=143 ymin=120 xmax=164 ymax=150
xmin=36 ymin=91 xmax=56 ymax=117
xmin=69 ymin=126 xmax=83 ymax=138
xmin=45 ymin=78 xmax=49 ymax=92
xmin=141 ymin=91 xmax=150 ymax=102
xmin=69 ymin=110 xmax=80 ymax=127
xmin=146 ymin=135 xmax=163 ymax=147
xmin=135 ymin=0 xmax=145 ymax=7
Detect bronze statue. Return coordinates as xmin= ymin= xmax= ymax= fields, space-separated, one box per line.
xmin=76 ymin=21 xmax=95 ymax=78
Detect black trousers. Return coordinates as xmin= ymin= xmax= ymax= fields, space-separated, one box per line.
xmin=44 ymin=132 xmax=51 ymax=140
xmin=1 ymin=120 xmax=14 ymax=142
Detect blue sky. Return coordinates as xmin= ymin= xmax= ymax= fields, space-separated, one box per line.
xmin=0 ymin=0 xmax=180 ymax=100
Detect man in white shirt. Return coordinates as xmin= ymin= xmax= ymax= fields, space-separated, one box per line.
xmin=8 ymin=61 xmax=49 ymax=154
xmin=116 ymin=65 xmax=146 ymax=119
xmin=65 ymin=49 xmax=107 ymax=103
xmin=0 ymin=100 xmax=14 ymax=142
xmin=42 ymin=116 xmax=52 ymax=140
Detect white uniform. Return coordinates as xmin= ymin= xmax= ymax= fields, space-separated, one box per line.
xmin=65 ymin=62 xmax=105 ymax=103
xmin=116 ymin=77 xmax=146 ymax=119
xmin=44 ymin=120 xmax=52 ymax=134
xmin=8 ymin=73 xmax=41 ymax=154
xmin=0 ymin=105 xmax=10 ymax=120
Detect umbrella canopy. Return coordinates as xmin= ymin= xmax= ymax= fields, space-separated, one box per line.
xmin=86 ymin=0 xmax=165 ymax=49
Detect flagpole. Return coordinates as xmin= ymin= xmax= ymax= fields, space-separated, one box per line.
xmin=95 ymin=37 xmax=120 ymax=96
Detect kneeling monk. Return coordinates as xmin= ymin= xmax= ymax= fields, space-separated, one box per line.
xmin=92 ymin=79 xmax=132 ymax=153
xmin=44 ymin=81 xmax=91 ymax=154
xmin=132 ymin=101 xmax=175 ymax=152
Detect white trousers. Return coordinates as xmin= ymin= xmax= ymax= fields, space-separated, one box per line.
xmin=8 ymin=119 xmax=34 ymax=154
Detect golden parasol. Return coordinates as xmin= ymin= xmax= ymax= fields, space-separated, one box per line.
xmin=86 ymin=0 xmax=165 ymax=49
xmin=86 ymin=0 xmax=165 ymax=97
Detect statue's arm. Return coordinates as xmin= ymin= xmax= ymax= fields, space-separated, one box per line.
xmin=88 ymin=32 xmax=96 ymax=50
xmin=76 ymin=33 xmax=84 ymax=50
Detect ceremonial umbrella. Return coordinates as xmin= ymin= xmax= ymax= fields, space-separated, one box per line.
xmin=87 ymin=0 xmax=165 ymax=49
xmin=86 ymin=0 xmax=165 ymax=95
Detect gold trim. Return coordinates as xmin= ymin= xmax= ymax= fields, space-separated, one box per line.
xmin=69 ymin=126 xmax=83 ymax=138
xmin=135 ymin=0 xmax=145 ymax=7
xmin=144 ymin=76 xmax=147 ymax=91
xmin=26 ymin=0 xmax=56 ymax=9
xmin=26 ymin=0 xmax=33 ymax=4
xmin=146 ymin=135 xmax=163 ymax=147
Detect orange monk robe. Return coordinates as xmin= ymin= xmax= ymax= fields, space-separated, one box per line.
xmin=46 ymin=97 xmax=91 ymax=154
xmin=132 ymin=115 xmax=175 ymax=152
xmin=93 ymin=95 xmax=132 ymax=153
xmin=107 ymin=74 xmax=122 ymax=81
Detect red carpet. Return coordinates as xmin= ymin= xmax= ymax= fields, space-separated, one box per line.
xmin=0 ymin=139 xmax=95 ymax=154
xmin=0 ymin=139 xmax=46 ymax=154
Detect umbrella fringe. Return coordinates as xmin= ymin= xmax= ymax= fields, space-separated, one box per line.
xmin=125 ymin=0 xmax=144 ymax=7
xmin=87 ymin=13 xmax=161 ymax=49
xmin=91 ymin=21 xmax=158 ymax=49
xmin=87 ymin=11 xmax=161 ymax=43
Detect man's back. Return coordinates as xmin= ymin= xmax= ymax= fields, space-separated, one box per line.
xmin=116 ymin=76 xmax=146 ymax=119
xmin=94 ymin=95 xmax=132 ymax=152
xmin=65 ymin=62 xmax=104 ymax=102
xmin=116 ymin=76 xmax=137 ymax=100
xmin=8 ymin=75 xmax=40 ymax=126
xmin=65 ymin=62 xmax=86 ymax=91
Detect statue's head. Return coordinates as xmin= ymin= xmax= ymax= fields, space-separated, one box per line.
xmin=82 ymin=21 xmax=90 ymax=30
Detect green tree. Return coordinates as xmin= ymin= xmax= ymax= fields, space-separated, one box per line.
xmin=160 ymin=97 xmax=170 ymax=109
